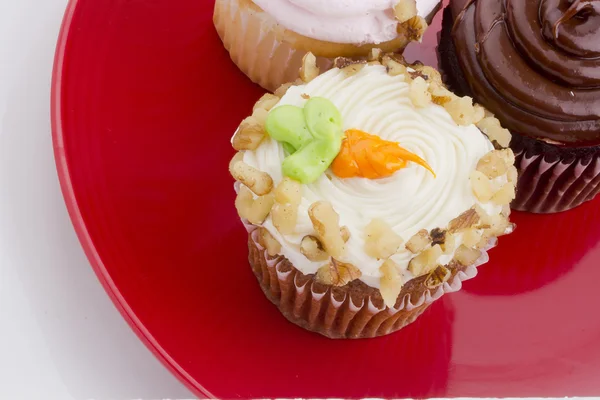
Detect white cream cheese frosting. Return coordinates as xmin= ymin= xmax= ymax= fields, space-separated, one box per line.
xmin=252 ymin=0 xmax=440 ymax=45
xmin=241 ymin=65 xmax=499 ymax=289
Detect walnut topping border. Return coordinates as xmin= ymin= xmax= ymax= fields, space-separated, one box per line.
xmin=229 ymin=50 xmax=517 ymax=307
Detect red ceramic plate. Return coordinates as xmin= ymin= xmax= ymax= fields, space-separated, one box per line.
xmin=52 ymin=0 xmax=600 ymax=398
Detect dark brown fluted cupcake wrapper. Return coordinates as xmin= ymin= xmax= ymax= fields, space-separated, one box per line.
xmin=246 ymin=226 xmax=489 ymax=339
xmin=437 ymin=6 xmax=600 ymax=214
xmin=510 ymin=135 xmax=600 ymax=213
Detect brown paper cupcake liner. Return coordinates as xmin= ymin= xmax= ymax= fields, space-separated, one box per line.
xmin=213 ymin=0 xmax=333 ymax=92
xmin=510 ymin=135 xmax=600 ymax=213
xmin=245 ymin=224 xmax=492 ymax=339
xmin=437 ymin=6 xmax=600 ymax=214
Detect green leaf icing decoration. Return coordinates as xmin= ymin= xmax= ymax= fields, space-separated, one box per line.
xmin=265 ymin=97 xmax=343 ymax=184
xmin=264 ymin=105 xmax=312 ymax=152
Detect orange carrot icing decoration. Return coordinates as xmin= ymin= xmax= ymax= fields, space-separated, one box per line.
xmin=331 ymin=129 xmax=435 ymax=179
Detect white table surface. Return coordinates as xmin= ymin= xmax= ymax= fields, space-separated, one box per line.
xmin=0 ymin=0 xmax=194 ymax=398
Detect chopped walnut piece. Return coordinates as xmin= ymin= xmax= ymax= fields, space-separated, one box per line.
xmin=473 ymin=204 xmax=493 ymax=227
xmin=235 ymin=186 xmax=275 ymax=225
xmin=426 ymin=244 xmax=443 ymax=264
xmin=332 ymin=57 xmax=352 ymax=68
xmin=271 ymin=203 xmax=297 ymax=235
xmin=229 ymin=152 xmax=244 ymax=177
xmin=380 ymin=259 xmax=403 ymax=308
xmin=335 ymin=260 xmax=362 ymax=286
xmin=477 ymin=117 xmax=512 ymax=147
xmin=448 ymin=208 xmax=480 ymax=232
xmin=300 ymin=235 xmax=329 ymax=262
xmin=470 ymin=170 xmax=494 ymax=202
xmin=316 ymin=259 xmax=361 ymax=287
xmin=405 ymin=229 xmax=431 ymax=253
xmin=247 ymin=194 xmax=274 ymax=225
xmin=399 ymin=16 xmax=428 ymax=42
xmin=333 ymin=57 xmax=366 ymax=70
xmin=382 ymin=54 xmax=408 ymax=78
xmin=476 ymin=231 xmax=492 ymax=249
xmin=497 ymin=148 xmax=516 ymax=166
xmin=235 ymin=186 xmax=253 ymax=219
xmin=463 ymin=226 xmax=492 ymax=249
xmin=409 ymin=77 xmax=432 ymax=108
xmin=462 ymin=228 xmax=482 ymax=248
xmin=274 ymin=82 xmax=293 ymax=98
xmin=441 ymin=233 xmax=456 ymax=255
xmin=232 ymin=116 xmax=265 ymax=151
xmin=364 ymin=219 xmax=404 ymax=259
xmin=394 ymin=0 xmax=417 ymax=23
xmin=272 ymin=178 xmax=301 ymax=234
xmin=230 ymin=161 xmax=273 ymax=196
xmin=476 ymin=116 xmax=500 ymax=133
xmin=408 ymin=70 xmax=427 ymax=81
xmin=258 ymin=227 xmax=281 ymax=257
xmin=340 ymin=226 xmax=351 ymax=243
xmin=477 ymin=150 xmax=509 ymax=179
xmin=308 ymin=201 xmax=346 ymax=259
xmin=429 ymin=81 xmax=454 ymax=105
xmin=368 ymin=48 xmax=383 ymax=62
xmin=407 ymin=254 xmax=427 ymax=277
xmin=484 ymin=214 xmax=511 ymax=236
xmin=415 ymin=65 xmax=442 ymax=85
xmin=472 ymin=105 xmax=486 ymax=124
xmin=253 ymin=93 xmax=279 ymax=113
xmin=507 ymin=166 xmax=518 ymax=183
xmin=274 ymin=178 xmax=301 ymax=206
xmin=300 ymin=52 xmax=319 ymax=83
xmin=340 ymin=63 xmax=366 ymax=77
xmin=493 ymin=127 xmax=512 ymax=148
xmin=425 ymin=265 xmax=451 ymax=289
xmin=409 ymin=60 xmax=424 ymax=68
xmin=430 ymin=228 xmax=446 ymax=246
xmin=315 ymin=263 xmax=335 ymax=285
xmin=444 ymin=96 xmax=477 ymax=126
xmin=252 ymin=108 xmax=268 ymax=126
xmin=491 ymin=182 xmax=516 ymax=205
xmin=408 ymin=244 xmax=442 ymax=276
xmin=454 ymin=245 xmax=481 ymax=266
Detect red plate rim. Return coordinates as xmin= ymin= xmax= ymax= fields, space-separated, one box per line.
xmin=50 ymin=1 xmax=210 ymax=396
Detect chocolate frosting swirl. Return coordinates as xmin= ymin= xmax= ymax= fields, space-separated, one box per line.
xmin=450 ymin=0 xmax=600 ymax=145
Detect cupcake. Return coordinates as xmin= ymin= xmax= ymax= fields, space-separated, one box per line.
xmin=438 ymin=0 xmax=600 ymax=213
xmin=213 ymin=0 xmax=443 ymax=92
xmin=229 ymin=52 xmax=517 ymax=339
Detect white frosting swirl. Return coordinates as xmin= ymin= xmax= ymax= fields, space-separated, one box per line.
xmin=252 ymin=0 xmax=440 ymax=44
xmin=242 ymin=65 xmax=497 ymax=289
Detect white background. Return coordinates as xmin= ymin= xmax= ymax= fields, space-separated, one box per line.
xmin=0 ymin=0 xmax=194 ymax=398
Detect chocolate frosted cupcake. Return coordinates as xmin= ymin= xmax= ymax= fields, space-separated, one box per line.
xmin=439 ymin=0 xmax=600 ymax=213
xmin=229 ymin=53 xmax=516 ymax=338
xmin=213 ymin=0 xmax=442 ymax=92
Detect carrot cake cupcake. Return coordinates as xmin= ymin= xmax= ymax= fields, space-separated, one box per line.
xmin=229 ymin=52 xmax=517 ymax=338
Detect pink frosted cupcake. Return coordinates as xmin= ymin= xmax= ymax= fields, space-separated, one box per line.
xmin=213 ymin=0 xmax=442 ymax=91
